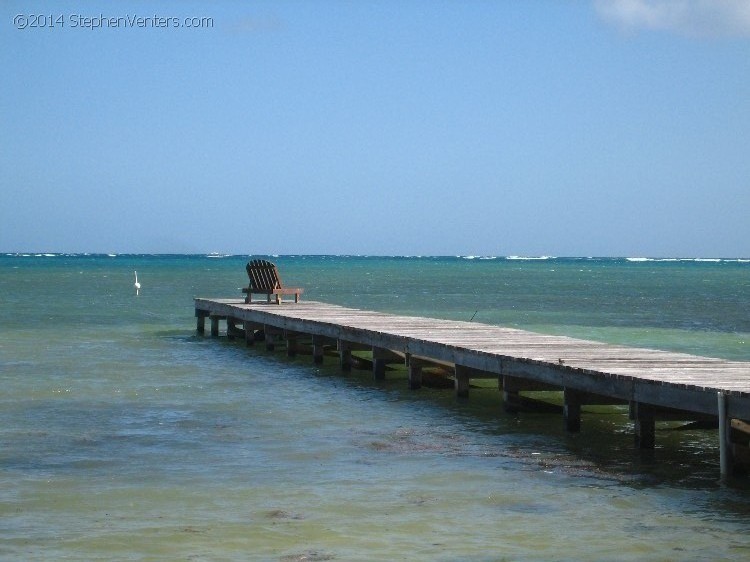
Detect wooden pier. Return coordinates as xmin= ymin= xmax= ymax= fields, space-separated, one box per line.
xmin=195 ymin=298 xmax=750 ymax=479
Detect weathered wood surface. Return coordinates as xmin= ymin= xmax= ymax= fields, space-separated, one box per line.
xmin=242 ymin=259 xmax=303 ymax=304
xmin=194 ymin=298 xmax=750 ymax=419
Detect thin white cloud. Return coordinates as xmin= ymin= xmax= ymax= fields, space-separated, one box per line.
xmin=594 ymin=0 xmax=750 ymax=37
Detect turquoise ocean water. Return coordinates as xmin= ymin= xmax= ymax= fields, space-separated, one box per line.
xmin=2 ymin=254 xmax=750 ymax=561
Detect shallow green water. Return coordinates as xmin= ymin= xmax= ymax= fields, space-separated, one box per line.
xmin=2 ymin=254 xmax=750 ymax=560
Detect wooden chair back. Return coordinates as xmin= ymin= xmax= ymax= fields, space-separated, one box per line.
xmin=246 ymin=259 xmax=282 ymax=292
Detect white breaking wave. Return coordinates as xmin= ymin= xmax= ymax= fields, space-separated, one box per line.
xmin=626 ymin=257 xmax=742 ymax=263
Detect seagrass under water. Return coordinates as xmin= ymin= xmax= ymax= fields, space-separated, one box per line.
xmin=1 ymin=254 xmax=750 ymax=560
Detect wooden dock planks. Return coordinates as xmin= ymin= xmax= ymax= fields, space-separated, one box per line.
xmin=195 ymin=298 xmax=750 ymax=477
xmin=195 ymin=299 xmax=750 ymax=405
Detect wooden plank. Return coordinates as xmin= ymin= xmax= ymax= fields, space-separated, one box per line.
xmin=194 ymin=299 xmax=750 ymax=419
xmin=731 ymin=419 xmax=750 ymax=435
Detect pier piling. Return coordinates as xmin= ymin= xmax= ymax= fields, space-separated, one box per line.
xmin=195 ymin=298 xmax=750 ymax=479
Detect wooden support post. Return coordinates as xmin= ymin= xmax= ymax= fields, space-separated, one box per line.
xmin=454 ymin=365 xmax=470 ymax=398
xmin=729 ymin=419 xmax=750 ymax=476
xmin=372 ymin=347 xmax=389 ymax=381
xmin=633 ymin=402 xmax=655 ymax=449
xmin=406 ymin=354 xmax=423 ymax=390
xmin=210 ymin=316 xmax=220 ymax=338
xmin=503 ymin=390 xmax=522 ymax=412
xmin=226 ymin=317 xmax=236 ymax=340
xmin=563 ymin=388 xmax=582 ymax=433
xmin=244 ymin=321 xmax=255 ymax=346
xmin=196 ymin=312 xmax=206 ymax=334
xmin=264 ymin=325 xmax=276 ymax=351
xmin=408 ymin=364 xmax=423 ymax=389
xmin=719 ymin=391 xmax=733 ymax=479
xmin=286 ymin=332 xmax=297 ymax=358
xmin=312 ymin=335 xmax=325 ymax=364
xmin=502 ymin=375 xmax=522 ymax=413
xmin=338 ymin=340 xmax=352 ymax=371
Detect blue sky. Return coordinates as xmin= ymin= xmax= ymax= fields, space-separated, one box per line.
xmin=2 ymin=1 xmax=749 ymax=257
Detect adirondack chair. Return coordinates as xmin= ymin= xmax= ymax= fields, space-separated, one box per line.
xmin=242 ymin=259 xmax=303 ymax=304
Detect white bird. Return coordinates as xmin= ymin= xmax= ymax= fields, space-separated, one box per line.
xmin=134 ymin=271 xmax=141 ymax=295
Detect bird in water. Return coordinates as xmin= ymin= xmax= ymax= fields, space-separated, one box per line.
xmin=134 ymin=271 xmax=141 ymax=295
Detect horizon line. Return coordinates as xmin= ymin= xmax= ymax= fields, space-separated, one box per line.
xmin=3 ymin=252 xmax=750 ymax=261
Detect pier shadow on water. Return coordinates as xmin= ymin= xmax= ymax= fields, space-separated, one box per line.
xmin=215 ymin=330 xmax=749 ymax=494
